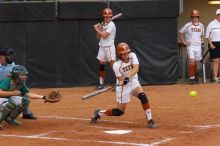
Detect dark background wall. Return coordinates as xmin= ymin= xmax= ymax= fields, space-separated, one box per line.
xmin=0 ymin=0 xmax=179 ymax=87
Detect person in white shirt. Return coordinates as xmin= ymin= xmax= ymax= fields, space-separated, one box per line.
xmin=205 ymin=9 xmax=220 ymax=83
xmin=179 ymin=10 xmax=204 ymax=84
xmin=90 ymin=42 xmax=156 ymax=129
xmin=93 ymin=8 xmax=116 ymax=90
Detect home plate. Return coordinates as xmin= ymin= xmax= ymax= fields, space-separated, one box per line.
xmin=103 ymin=130 xmax=132 ymax=135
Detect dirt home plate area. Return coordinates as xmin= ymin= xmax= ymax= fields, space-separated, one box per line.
xmin=0 ymin=84 xmax=219 ymax=146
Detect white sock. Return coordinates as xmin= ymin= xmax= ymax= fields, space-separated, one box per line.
xmin=99 ymin=77 xmax=104 ymax=85
xmin=145 ymin=109 xmax=152 ymax=121
xmin=98 ymin=110 xmax=107 ymax=117
xmin=190 ymin=76 xmax=195 ymax=79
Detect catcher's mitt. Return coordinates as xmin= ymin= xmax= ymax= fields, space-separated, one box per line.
xmin=43 ymin=90 xmax=61 ymax=103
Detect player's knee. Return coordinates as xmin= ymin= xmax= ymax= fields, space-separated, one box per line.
xmin=112 ymin=108 xmax=124 ymax=116
xmin=138 ymin=92 xmax=149 ymax=104
xmin=5 ymin=99 xmax=17 ymax=111
xmin=99 ymin=64 xmax=105 ymax=71
xmin=21 ymin=97 xmax=30 ymax=107
xmin=8 ymin=105 xmax=24 ymax=119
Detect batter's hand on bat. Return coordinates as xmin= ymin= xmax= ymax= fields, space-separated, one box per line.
xmin=94 ymin=23 xmax=102 ymax=30
xmin=123 ymin=77 xmax=129 ymax=85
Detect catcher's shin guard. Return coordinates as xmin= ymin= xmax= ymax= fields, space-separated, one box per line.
xmin=0 ymin=99 xmax=17 ymax=127
xmin=6 ymin=105 xmax=24 ymax=125
xmin=5 ymin=97 xmax=30 ymax=125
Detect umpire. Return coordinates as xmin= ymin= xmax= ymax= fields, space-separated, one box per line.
xmin=206 ymin=9 xmax=220 ymax=83
xmin=0 ymin=48 xmax=37 ymax=119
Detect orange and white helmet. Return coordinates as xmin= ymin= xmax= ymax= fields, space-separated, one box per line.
xmin=191 ymin=10 xmax=200 ymax=17
xmin=102 ymin=8 xmax=113 ymax=17
xmin=116 ymin=43 xmax=131 ymax=56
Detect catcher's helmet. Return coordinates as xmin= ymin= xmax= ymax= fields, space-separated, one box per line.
xmin=116 ymin=43 xmax=131 ymax=56
xmin=11 ymin=65 xmax=28 ymax=80
xmin=102 ymin=8 xmax=113 ymax=17
xmin=191 ymin=10 xmax=200 ymax=17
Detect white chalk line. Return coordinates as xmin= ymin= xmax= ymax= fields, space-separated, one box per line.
xmin=186 ymin=125 xmax=220 ymax=129
xmin=0 ymin=133 xmax=173 ymax=146
xmin=178 ymin=124 xmax=220 ymax=134
xmin=37 ymin=115 xmax=134 ymax=124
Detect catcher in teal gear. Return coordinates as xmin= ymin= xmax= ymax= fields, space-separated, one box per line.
xmin=0 ymin=65 xmax=61 ymax=129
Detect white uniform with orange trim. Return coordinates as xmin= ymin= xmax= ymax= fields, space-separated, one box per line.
xmin=113 ymin=52 xmax=140 ymax=103
xmin=97 ymin=21 xmax=116 ymax=62
xmin=179 ymin=22 xmax=204 ymax=61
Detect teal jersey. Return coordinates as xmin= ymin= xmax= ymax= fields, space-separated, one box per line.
xmin=0 ymin=77 xmax=29 ymax=96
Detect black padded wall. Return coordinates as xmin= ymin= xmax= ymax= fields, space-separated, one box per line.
xmin=110 ymin=0 xmax=179 ymax=19
xmin=0 ymin=2 xmax=56 ymax=21
xmin=26 ymin=21 xmax=80 ymax=87
xmin=58 ymin=1 xmax=107 ymax=19
xmin=0 ymin=22 xmax=27 ymax=65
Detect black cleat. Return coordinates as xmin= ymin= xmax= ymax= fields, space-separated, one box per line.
xmin=189 ymin=79 xmax=196 ymax=85
xmin=23 ymin=114 xmax=37 ymax=120
xmin=90 ymin=109 xmax=100 ymax=124
xmin=148 ymin=119 xmax=156 ymax=129
xmin=96 ymin=84 xmax=104 ymax=90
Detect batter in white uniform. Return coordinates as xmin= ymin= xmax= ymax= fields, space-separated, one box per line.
xmin=94 ymin=8 xmax=116 ymax=90
xmin=90 ymin=42 xmax=156 ymax=129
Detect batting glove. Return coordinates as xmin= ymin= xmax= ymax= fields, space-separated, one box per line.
xmin=123 ymin=77 xmax=129 ymax=85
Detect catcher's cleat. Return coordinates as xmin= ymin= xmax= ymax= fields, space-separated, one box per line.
xmin=96 ymin=84 xmax=104 ymax=90
xmin=148 ymin=119 xmax=156 ymax=129
xmin=23 ymin=114 xmax=37 ymax=120
xmin=90 ymin=109 xmax=100 ymax=124
xmin=5 ymin=117 xmax=21 ymax=126
xmin=0 ymin=124 xmax=3 ymax=130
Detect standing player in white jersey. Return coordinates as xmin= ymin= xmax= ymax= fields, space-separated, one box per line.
xmin=179 ymin=10 xmax=204 ymax=84
xmin=90 ymin=43 xmax=156 ymax=129
xmin=93 ymin=8 xmax=116 ymax=90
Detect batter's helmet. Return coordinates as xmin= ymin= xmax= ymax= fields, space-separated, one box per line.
xmin=11 ymin=65 xmax=28 ymax=80
xmin=102 ymin=8 xmax=113 ymax=17
xmin=116 ymin=43 xmax=131 ymax=56
xmin=191 ymin=10 xmax=200 ymax=17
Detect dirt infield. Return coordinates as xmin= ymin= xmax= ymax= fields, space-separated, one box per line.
xmin=0 ymin=83 xmax=219 ymax=146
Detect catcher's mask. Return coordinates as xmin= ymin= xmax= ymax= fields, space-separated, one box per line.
xmin=11 ymin=65 xmax=28 ymax=83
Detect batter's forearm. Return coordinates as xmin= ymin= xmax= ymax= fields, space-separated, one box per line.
xmin=128 ymin=65 xmax=139 ymax=78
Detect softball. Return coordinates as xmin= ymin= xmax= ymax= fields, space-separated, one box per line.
xmin=189 ymin=91 xmax=197 ymax=97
